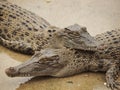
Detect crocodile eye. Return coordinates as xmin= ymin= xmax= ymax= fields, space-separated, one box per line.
xmin=81 ymin=27 xmax=87 ymax=32
xmin=48 ymin=30 xmax=52 ymax=32
xmin=49 ymin=34 xmax=52 ymax=37
xmin=53 ymin=30 xmax=56 ymax=32
xmin=73 ymin=31 xmax=80 ymax=36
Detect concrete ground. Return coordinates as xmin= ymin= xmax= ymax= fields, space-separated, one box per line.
xmin=0 ymin=0 xmax=120 ymax=90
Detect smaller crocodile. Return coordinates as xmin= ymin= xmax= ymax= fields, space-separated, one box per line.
xmin=0 ymin=1 xmax=95 ymax=54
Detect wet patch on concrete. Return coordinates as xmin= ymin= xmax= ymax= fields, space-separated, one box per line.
xmin=16 ymin=73 xmax=110 ymax=90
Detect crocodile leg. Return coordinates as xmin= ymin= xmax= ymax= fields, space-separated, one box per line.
xmin=106 ymin=64 xmax=120 ymax=90
xmin=0 ymin=37 xmax=35 ymax=54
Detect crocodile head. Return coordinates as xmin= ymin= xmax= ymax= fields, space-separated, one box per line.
xmin=43 ymin=24 xmax=98 ymax=51
xmin=5 ymin=49 xmax=68 ymax=77
xmin=54 ymin=24 xmax=98 ymax=51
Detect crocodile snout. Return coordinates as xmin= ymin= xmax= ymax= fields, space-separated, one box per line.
xmin=5 ymin=67 xmax=18 ymax=77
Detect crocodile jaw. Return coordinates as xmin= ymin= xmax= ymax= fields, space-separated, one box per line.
xmin=5 ymin=49 xmax=63 ymax=77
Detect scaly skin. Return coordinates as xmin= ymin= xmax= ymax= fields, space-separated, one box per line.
xmin=95 ymin=29 xmax=120 ymax=47
xmin=0 ymin=1 xmax=59 ymax=54
xmin=0 ymin=1 xmax=50 ymax=54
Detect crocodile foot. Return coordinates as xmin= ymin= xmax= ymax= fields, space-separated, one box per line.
xmin=106 ymin=63 xmax=120 ymax=90
xmin=106 ymin=79 xmax=120 ymax=90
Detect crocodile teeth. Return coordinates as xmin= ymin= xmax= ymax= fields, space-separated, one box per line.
xmin=20 ymin=73 xmax=31 ymax=77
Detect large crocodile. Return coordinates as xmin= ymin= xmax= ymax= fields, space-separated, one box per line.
xmin=5 ymin=26 xmax=120 ymax=90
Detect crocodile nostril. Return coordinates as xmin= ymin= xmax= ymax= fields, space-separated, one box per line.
xmin=9 ymin=67 xmax=15 ymax=72
xmin=5 ymin=67 xmax=16 ymax=77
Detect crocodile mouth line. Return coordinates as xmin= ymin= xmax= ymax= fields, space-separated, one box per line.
xmin=17 ymin=73 xmax=31 ymax=77
xmin=6 ymin=72 xmax=19 ymax=77
xmin=9 ymin=73 xmax=32 ymax=77
xmin=6 ymin=70 xmax=32 ymax=77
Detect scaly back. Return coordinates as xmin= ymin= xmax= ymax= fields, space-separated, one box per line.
xmin=0 ymin=1 xmax=50 ymax=41
xmin=95 ymin=29 xmax=120 ymax=47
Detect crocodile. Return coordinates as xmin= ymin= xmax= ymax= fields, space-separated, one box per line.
xmin=5 ymin=26 xmax=120 ymax=90
xmin=0 ymin=1 xmax=97 ymax=54
xmin=1 ymin=1 xmax=120 ymax=53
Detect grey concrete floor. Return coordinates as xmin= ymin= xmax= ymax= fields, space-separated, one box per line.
xmin=0 ymin=0 xmax=120 ymax=90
